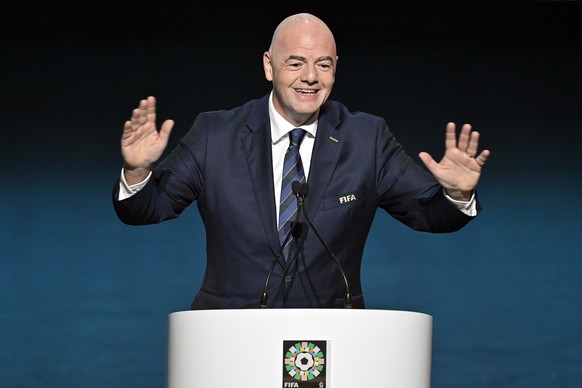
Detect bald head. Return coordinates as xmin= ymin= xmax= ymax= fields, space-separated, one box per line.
xmin=269 ymin=13 xmax=336 ymax=57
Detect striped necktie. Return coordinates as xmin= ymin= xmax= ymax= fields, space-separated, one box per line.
xmin=278 ymin=128 xmax=306 ymax=261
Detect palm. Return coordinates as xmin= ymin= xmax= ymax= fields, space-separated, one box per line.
xmin=418 ymin=122 xmax=490 ymax=195
xmin=121 ymin=96 xmax=174 ymax=170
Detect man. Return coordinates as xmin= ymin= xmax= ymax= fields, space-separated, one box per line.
xmin=113 ymin=13 xmax=490 ymax=309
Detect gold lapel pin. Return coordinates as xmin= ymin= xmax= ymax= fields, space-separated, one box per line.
xmin=329 ymin=136 xmax=339 ymax=143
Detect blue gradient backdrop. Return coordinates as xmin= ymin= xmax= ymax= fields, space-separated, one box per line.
xmin=2 ymin=2 xmax=581 ymax=387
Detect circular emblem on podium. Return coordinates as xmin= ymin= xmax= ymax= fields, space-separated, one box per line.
xmin=284 ymin=341 xmax=325 ymax=380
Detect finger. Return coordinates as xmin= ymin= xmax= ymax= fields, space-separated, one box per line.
xmin=130 ymin=107 xmax=147 ymax=129
xmin=146 ymin=96 xmax=157 ymax=125
xmin=137 ymin=97 xmax=149 ymax=116
xmin=121 ymin=120 xmax=140 ymax=145
xmin=457 ymin=123 xmax=472 ymax=152
xmin=159 ymin=119 xmax=175 ymax=141
xmin=445 ymin=122 xmax=457 ymax=151
xmin=474 ymin=149 xmax=491 ymax=166
xmin=130 ymin=97 xmax=151 ymax=126
xmin=466 ymin=130 xmax=480 ymax=157
xmin=121 ymin=120 xmax=132 ymax=139
xmin=418 ymin=151 xmax=437 ymax=172
xmin=123 ymin=120 xmax=132 ymax=130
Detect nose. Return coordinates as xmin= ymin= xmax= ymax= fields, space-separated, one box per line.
xmin=300 ymin=63 xmax=319 ymax=84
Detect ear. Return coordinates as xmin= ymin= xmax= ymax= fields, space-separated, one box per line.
xmin=263 ymin=51 xmax=273 ymax=81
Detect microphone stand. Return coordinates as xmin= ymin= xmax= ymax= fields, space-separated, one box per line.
xmin=296 ymin=182 xmax=353 ymax=309
xmin=259 ymin=181 xmax=353 ymax=309
xmin=259 ymin=198 xmax=302 ymax=308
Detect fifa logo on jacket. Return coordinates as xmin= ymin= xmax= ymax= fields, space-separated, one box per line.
xmin=339 ymin=194 xmax=357 ymax=204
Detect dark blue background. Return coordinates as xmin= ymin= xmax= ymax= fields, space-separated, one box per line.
xmin=2 ymin=1 xmax=581 ymax=387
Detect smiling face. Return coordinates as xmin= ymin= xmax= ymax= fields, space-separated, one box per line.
xmin=263 ymin=13 xmax=338 ymax=127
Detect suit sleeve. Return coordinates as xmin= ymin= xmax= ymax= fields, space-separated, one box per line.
xmin=112 ymin=114 xmax=207 ymax=226
xmin=375 ymin=119 xmax=478 ymax=233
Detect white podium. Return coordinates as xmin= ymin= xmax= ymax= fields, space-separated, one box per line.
xmin=166 ymin=309 xmax=432 ymax=388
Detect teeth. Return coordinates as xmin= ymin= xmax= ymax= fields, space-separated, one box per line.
xmin=297 ymin=90 xmax=316 ymax=94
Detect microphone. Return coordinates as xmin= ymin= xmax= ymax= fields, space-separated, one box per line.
xmin=259 ymin=188 xmax=304 ymax=308
xmin=296 ymin=182 xmax=353 ymax=308
xmin=259 ymin=181 xmax=353 ymax=308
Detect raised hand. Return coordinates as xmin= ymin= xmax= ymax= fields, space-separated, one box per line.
xmin=418 ymin=122 xmax=490 ymax=201
xmin=121 ymin=96 xmax=174 ymax=184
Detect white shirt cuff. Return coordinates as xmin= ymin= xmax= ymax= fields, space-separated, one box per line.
xmin=443 ymin=188 xmax=477 ymax=217
xmin=118 ymin=168 xmax=152 ymax=200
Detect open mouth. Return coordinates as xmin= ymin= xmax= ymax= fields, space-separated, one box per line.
xmin=295 ymin=89 xmax=318 ymax=95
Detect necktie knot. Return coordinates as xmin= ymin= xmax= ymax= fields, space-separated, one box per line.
xmin=288 ymin=128 xmax=306 ymax=148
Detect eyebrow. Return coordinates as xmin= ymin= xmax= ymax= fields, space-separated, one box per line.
xmin=286 ymin=55 xmax=334 ymax=63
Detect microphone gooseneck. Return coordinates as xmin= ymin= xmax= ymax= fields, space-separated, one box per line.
xmin=295 ymin=182 xmax=353 ymax=308
xmin=259 ymin=258 xmax=282 ymax=308
xmin=259 ymin=181 xmax=353 ymax=309
xmin=259 ymin=183 xmax=303 ymax=308
xmin=297 ymin=182 xmax=353 ymax=308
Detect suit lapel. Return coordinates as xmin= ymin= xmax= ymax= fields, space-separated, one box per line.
xmin=240 ymin=97 xmax=281 ymax=256
xmin=305 ymin=105 xmax=344 ymax=220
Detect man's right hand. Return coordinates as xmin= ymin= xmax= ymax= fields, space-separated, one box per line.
xmin=121 ymin=96 xmax=174 ymax=185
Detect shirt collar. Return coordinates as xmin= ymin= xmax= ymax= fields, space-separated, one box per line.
xmin=269 ymin=91 xmax=317 ymax=144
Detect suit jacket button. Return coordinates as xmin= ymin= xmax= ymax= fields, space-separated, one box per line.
xmin=284 ymin=275 xmax=292 ymax=283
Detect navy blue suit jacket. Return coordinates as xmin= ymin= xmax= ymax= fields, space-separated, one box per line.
xmin=113 ymin=94 xmax=477 ymax=309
